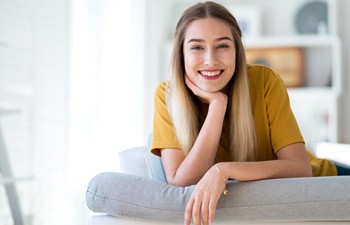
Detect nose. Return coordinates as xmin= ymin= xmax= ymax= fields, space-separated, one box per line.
xmin=204 ymin=49 xmax=218 ymax=66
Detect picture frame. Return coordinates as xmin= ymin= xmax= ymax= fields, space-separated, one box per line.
xmin=245 ymin=47 xmax=304 ymax=87
xmin=227 ymin=5 xmax=261 ymax=38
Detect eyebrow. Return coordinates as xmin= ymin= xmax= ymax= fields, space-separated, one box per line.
xmin=187 ymin=36 xmax=232 ymax=44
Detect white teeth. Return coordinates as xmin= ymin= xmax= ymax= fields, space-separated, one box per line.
xmin=201 ymin=70 xmax=221 ymax=76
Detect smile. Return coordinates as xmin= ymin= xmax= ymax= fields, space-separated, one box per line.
xmin=199 ymin=70 xmax=223 ymax=79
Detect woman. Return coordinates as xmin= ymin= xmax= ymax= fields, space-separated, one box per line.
xmin=150 ymin=1 xmax=336 ymax=225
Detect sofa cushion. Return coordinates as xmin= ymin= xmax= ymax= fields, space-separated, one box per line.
xmin=144 ymin=149 xmax=167 ymax=183
xmin=119 ymin=147 xmax=150 ymax=178
xmin=144 ymin=133 xmax=167 ymax=183
xmin=86 ymin=172 xmax=350 ymax=223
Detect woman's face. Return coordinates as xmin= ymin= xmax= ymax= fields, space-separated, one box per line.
xmin=183 ymin=18 xmax=236 ymax=93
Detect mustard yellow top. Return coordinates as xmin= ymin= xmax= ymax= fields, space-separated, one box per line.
xmin=151 ymin=64 xmax=337 ymax=176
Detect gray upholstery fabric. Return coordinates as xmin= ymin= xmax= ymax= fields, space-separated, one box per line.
xmin=86 ymin=172 xmax=350 ymax=223
xmin=144 ymin=149 xmax=167 ymax=183
xmin=144 ymin=133 xmax=167 ymax=183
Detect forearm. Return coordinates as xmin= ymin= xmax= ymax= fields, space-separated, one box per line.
xmin=170 ymin=100 xmax=227 ymax=185
xmin=217 ymin=159 xmax=312 ymax=182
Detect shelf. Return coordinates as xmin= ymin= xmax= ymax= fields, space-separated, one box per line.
xmin=243 ymin=35 xmax=340 ymax=48
xmin=0 ymin=83 xmax=34 ymax=97
xmin=0 ymin=40 xmax=8 ymax=47
xmin=0 ymin=105 xmax=22 ymax=115
xmin=0 ymin=176 xmax=34 ymax=185
xmin=287 ymin=87 xmax=336 ymax=95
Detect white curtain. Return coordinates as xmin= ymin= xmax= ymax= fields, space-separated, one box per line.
xmin=69 ymin=0 xmax=145 ymax=222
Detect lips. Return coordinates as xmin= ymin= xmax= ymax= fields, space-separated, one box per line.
xmin=199 ymin=69 xmax=223 ymax=79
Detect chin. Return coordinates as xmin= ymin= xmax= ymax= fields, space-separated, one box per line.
xmin=200 ymin=86 xmax=222 ymax=93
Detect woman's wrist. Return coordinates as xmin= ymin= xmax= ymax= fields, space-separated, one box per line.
xmin=209 ymin=93 xmax=228 ymax=106
xmin=214 ymin=162 xmax=229 ymax=181
xmin=212 ymin=163 xmax=229 ymax=195
xmin=208 ymin=96 xmax=228 ymax=116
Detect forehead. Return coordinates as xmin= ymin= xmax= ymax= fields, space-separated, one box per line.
xmin=184 ymin=18 xmax=233 ymax=42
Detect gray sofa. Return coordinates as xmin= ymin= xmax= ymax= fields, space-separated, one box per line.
xmin=86 ymin=142 xmax=350 ymax=225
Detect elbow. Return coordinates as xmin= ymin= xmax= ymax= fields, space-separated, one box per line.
xmin=167 ymin=180 xmax=185 ymax=187
xmin=165 ymin=173 xmax=198 ymax=187
xmin=166 ymin=177 xmax=195 ymax=187
xmin=284 ymin=160 xmax=313 ymax=178
xmin=300 ymin=163 xmax=313 ymax=177
xmin=165 ymin=176 xmax=180 ymax=186
xmin=305 ymin=164 xmax=313 ymax=177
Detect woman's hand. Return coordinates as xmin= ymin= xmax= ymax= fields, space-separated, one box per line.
xmin=184 ymin=166 xmax=227 ymax=225
xmin=185 ymin=75 xmax=228 ymax=105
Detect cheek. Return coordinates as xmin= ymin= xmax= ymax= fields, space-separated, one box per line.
xmin=223 ymin=52 xmax=236 ymax=70
xmin=184 ymin=54 xmax=200 ymax=74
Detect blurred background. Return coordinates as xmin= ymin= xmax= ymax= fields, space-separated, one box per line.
xmin=0 ymin=0 xmax=349 ymax=224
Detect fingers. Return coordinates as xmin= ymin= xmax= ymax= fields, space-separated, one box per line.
xmin=184 ymin=197 xmax=194 ymax=225
xmin=185 ymin=192 xmax=219 ymax=225
xmin=185 ymin=193 xmax=202 ymax=225
xmin=208 ymin=198 xmax=217 ymax=224
xmin=184 ymin=75 xmax=208 ymax=104
xmin=184 ymin=167 xmax=225 ymax=224
xmin=184 ymin=75 xmax=228 ymax=106
xmin=201 ymin=197 xmax=209 ymax=225
xmin=192 ymin=197 xmax=201 ymax=225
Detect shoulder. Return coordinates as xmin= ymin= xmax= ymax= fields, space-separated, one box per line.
xmin=155 ymin=81 xmax=168 ymax=93
xmin=154 ymin=81 xmax=169 ymax=98
xmin=247 ymin=64 xmax=282 ymax=82
xmin=154 ymin=81 xmax=171 ymax=107
xmin=247 ymin=64 xmax=286 ymax=90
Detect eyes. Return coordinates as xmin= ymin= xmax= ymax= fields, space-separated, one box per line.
xmin=189 ymin=43 xmax=230 ymax=51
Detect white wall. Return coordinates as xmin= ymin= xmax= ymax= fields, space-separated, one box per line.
xmin=142 ymin=0 xmax=173 ymax=135
xmin=338 ymin=0 xmax=350 ymax=143
xmin=1 ymin=0 xmax=146 ymax=224
xmin=0 ymin=0 xmax=70 ymax=224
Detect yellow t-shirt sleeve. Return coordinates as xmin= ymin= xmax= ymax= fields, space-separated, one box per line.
xmin=150 ymin=82 xmax=180 ymax=156
xmin=307 ymin=151 xmax=337 ymax=176
xmin=263 ymin=67 xmax=304 ymax=153
xmin=248 ymin=65 xmax=304 ymax=157
xmin=250 ymin=65 xmax=336 ymax=176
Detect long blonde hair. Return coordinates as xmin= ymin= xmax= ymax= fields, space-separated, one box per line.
xmin=167 ymin=1 xmax=257 ymax=161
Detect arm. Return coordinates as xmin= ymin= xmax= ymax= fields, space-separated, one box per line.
xmin=184 ymin=142 xmax=312 ymax=225
xmin=216 ymin=142 xmax=312 ymax=182
xmin=161 ymin=76 xmax=228 ymax=186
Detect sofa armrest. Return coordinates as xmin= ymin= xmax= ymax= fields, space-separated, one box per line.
xmin=118 ymin=146 xmax=167 ymax=182
xmin=86 ymin=173 xmax=350 ymax=223
xmin=119 ymin=147 xmax=150 ymax=178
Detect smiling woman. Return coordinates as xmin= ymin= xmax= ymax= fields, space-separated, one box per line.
xmin=149 ymin=2 xmax=337 ymax=224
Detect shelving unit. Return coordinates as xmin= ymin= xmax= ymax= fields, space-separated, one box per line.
xmin=231 ymin=0 xmax=342 ymax=151
xmin=244 ymin=35 xmax=339 ymax=51
xmin=244 ymin=35 xmax=341 ymax=88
